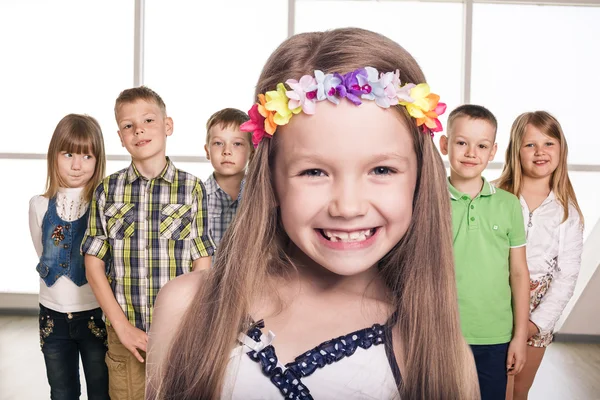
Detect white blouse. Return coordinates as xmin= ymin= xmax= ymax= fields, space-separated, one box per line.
xmin=29 ymin=187 xmax=99 ymax=312
xmin=520 ymin=192 xmax=583 ymax=335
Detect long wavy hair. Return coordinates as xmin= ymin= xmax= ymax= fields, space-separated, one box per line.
xmin=151 ymin=28 xmax=479 ymax=400
xmin=496 ymin=111 xmax=583 ymax=223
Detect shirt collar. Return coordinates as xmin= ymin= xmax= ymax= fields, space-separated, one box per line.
xmin=447 ymin=176 xmax=495 ymax=200
xmin=519 ymin=190 xmax=556 ymax=209
xmin=205 ymin=173 xmax=245 ymax=202
xmin=126 ymin=157 xmax=175 ymax=184
xmin=204 ymin=173 xmax=219 ymax=196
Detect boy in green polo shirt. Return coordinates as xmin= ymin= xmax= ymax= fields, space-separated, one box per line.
xmin=439 ymin=104 xmax=530 ymax=400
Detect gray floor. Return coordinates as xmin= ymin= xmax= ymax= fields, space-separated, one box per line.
xmin=1 ymin=315 xmax=599 ymax=399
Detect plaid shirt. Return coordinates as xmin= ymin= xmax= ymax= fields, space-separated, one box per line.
xmin=204 ymin=173 xmax=244 ymax=249
xmin=82 ymin=158 xmax=214 ymax=331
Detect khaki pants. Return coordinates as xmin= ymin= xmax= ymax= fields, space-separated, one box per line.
xmin=105 ymin=325 xmax=146 ymax=400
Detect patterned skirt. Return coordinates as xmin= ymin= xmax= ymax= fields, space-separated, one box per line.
xmin=528 ymin=274 xmax=554 ymax=348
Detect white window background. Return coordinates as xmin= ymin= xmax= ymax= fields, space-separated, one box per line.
xmin=295 ymin=0 xmax=464 ymax=132
xmin=144 ymin=0 xmax=288 ymax=156
xmin=1 ymin=0 xmax=599 ymax=294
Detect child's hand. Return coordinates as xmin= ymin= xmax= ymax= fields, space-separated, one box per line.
xmin=115 ymin=323 xmax=149 ymax=363
xmin=527 ymin=320 xmax=540 ymax=339
xmin=506 ymin=336 xmax=527 ymax=375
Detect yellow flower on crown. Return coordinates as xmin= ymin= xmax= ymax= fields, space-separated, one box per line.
xmin=400 ymin=83 xmax=446 ymax=132
xmin=265 ymin=83 xmax=301 ymax=126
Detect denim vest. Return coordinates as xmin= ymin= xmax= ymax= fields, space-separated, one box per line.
xmin=36 ymin=197 xmax=89 ymax=287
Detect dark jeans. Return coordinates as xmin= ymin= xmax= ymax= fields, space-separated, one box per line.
xmin=39 ymin=304 xmax=109 ymax=400
xmin=470 ymin=342 xmax=510 ymax=400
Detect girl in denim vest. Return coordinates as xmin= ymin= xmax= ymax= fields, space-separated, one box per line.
xmin=28 ymin=114 xmax=109 ymax=400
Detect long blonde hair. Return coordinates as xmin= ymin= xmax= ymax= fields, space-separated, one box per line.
xmin=154 ymin=28 xmax=478 ymax=400
xmin=496 ymin=111 xmax=583 ymax=223
xmin=43 ymin=114 xmax=106 ymax=202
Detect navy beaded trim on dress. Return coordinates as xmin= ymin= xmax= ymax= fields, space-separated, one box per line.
xmin=244 ymin=320 xmax=401 ymax=399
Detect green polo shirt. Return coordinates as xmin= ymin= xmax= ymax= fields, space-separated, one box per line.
xmin=449 ymin=177 xmax=526 ymax=345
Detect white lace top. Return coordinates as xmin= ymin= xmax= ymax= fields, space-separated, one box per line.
xmin=29 ymin=187 xmax=99 ymax=312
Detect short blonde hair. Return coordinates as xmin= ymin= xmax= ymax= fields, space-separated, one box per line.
xmin=114 ymin=86 xmax=167 ymax=120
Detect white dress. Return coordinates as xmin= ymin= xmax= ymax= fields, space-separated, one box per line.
xmin=221 ymin=320 xmax=401 ymax=400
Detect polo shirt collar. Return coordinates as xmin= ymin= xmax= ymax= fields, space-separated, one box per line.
xmin=447 ymin=176 xmax=495 ymax=200
xmin=126 ymin=157 xmax=175 ymax=184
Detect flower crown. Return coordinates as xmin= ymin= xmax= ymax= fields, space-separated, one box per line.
xmin=240 ymin=67 xmax=447 ymax=148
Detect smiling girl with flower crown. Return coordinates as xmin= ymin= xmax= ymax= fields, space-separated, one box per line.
xmin=146 ymin=27 xmax=480 ymax=400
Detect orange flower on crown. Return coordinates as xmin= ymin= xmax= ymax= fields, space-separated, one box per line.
xmin=257 ymin=94 xmax=277 ymax=135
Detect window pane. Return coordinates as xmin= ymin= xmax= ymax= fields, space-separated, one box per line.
xmin=295 ymin=0 xmax=464 ymax=133
xmin=472 ymin=4 xmax=600 ymax=164
xmin=144 ymin=0 xmax=288 ymax=156
xmin=0 ymin=0 xmax=134 ymax=156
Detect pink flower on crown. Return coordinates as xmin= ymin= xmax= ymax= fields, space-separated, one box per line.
xmin=240 ymin=94 xmax=278 ymax=148
xmin=286 ymin=75 xmax=319 ymax=115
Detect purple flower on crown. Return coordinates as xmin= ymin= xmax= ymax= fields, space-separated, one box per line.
xmin=334 ymin=68 xmax=373 ymax=106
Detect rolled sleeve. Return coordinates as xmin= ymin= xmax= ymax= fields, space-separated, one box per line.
xmin=190 ymin=180 xmax=215 ymax=260
xmin=81 ymin=182 xmax=111 ymax=263
xmin=530 ymin=209 xmax=583 ymax=334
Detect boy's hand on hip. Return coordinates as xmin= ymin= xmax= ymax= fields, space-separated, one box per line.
xmin=506 ymin=336 xmax=527 ymax=376
xmin=115 ymin=323 xmax=149 ymax=363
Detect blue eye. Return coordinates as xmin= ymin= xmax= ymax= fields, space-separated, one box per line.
xmin=372 ymin=166 xmax=394 ymax=175
xmin=300 ymin=169 xmax=325 ymax=177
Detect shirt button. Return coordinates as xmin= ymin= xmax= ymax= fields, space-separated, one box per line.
xmin=63 ymin=244 xmax=69 ymax=249
xmin=65 ymin=224 xmax=70 ymax=230
xmin=146 ymin=245 xmax=150 ymax=250
xmin=462 ymin=195 xmax=469 ymax=200
xmin=470 ymin=205 xmax=475 ymax=209
xmin=470 ymin=217 xmax=475 ymax=221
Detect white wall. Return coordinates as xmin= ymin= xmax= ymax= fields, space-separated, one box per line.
xmin=557 ymin=219 xmax=600 ymax=335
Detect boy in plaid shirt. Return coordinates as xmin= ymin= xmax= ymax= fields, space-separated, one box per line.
xmin=82 ymin=86 xmax=214 ymax=400
xmin=203 ymin=108 xmax=254 ymax=250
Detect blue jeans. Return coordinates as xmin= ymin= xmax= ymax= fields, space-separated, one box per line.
xmin=470 ymin=343 xmax=510 ymax=400
xmin=39 ymin=304 xmax=109 ymax=400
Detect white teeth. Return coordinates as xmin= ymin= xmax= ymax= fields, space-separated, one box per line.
xmin=323 ymin=229 xmax=373 ymax=242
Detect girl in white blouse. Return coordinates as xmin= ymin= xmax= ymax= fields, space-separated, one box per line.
xmin=29 ymin=114 xmax=109 ymax=399
xmin=496 ymin=111 xmax=584 ymax=400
